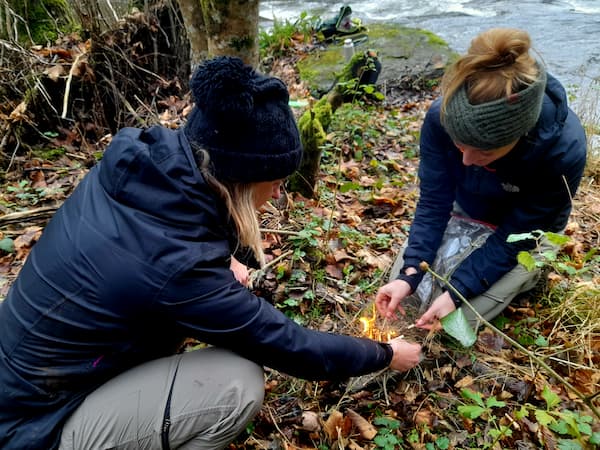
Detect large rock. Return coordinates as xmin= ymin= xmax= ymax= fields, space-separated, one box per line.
xmin=297 ymin=23 xmax=457 ymax=97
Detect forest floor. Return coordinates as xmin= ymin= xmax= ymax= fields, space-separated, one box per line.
xmin=0 ymin=26 xmax=599 ymax=450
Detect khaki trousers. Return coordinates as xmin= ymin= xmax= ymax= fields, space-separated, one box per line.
xmin=59 ymin=347 xmax=264 ymax=450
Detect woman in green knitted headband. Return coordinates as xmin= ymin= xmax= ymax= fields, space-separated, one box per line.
xmin=376 ymin=28 xmax=587 ymax=333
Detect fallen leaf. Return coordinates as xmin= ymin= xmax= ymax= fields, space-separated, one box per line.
xmin=333 ymin=248 xmax=355 ymax=263
xmin=325 ymin=264 xmax=343 ymax=279
xmin=9 ymin=101 xmax=29 ymax=122
xmin=14 ymin=227 xmax=43 ymax=260
xmin=30 ymin=170 xmax=47 ymax=189
xmin=355 ymin=249 xmax=391 ymax=271
xmin=455 ymin=375 xmax=474 ymax=389
xmin=299 ymin=411 xmax=321 ymax=432
xmin=477 ymin=330 xmax=505 ymax=353
xmin=323 ymin=410 xmax=344 ymax=441
xmin=45 ymin=64 xmax=66 ymax=81
xmin=348 ymin=438 xmax=366 ymax=450
xmin=323 ymin=409 xmax=352 ymax=442
xmin=346 ymin=409 xmax=377 ymax=440
xmin=414 ymin=408 xmax=434 ymax=427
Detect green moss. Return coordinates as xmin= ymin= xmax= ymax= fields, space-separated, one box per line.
xmin=365 ymin=23 xmax=407 ymax=40
xmin=297 ymin=49 xmax=343 ymax=86
xmin=12 ymin=0 xmax=74 ymax=45
xmin=288 ymin=106 xmax=329 ymax=197
xmin=31 ymin=147 xmax=66 ymax=160
xmin=365 ymin=23 xmax=450 ymax=55
xmin=421 ymin=29 xmax=449 ymax=47
xmin=296 ymin=22 xmax=456 ymax=95
xmin=311 ymin=97 xmax=333 ymax=131
xmin=298 ymin=109 xmax=327 ymax=148
xmin=229 ymin=35 xmax=253 ymax=52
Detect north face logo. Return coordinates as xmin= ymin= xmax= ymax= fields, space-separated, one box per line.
xmin=501 ymin=182 xmax=520 ymax=193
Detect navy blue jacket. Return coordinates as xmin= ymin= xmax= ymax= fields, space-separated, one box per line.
xmin=0 ymin=126 xmax=392 ymax=449
xmin=403 ymin=73 xmax=587 ymax=300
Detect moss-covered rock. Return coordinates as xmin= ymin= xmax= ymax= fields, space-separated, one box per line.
xmin=297 ymin=23 xmax=458 ymax=96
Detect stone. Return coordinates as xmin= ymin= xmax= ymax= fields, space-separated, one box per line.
xmin=297 ymin=23 xmax=457 ymax=97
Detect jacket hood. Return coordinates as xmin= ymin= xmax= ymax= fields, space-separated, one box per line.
xmin=527 ymin=72 xmax=569 ymax=149
xmin=97 ymin=126 xmax=224 ymax=227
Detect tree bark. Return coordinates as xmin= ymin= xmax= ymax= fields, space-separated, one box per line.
xmin=71 ymin=0 xmax=118 ymax=37
xmin=177 ymin=0 xmax=208 ymax=69
xmin=199 ymin=0 xmax=259 ymax=66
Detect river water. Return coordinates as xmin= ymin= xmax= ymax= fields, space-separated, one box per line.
xmin=260 ymin=0 xmax=600 ymax=120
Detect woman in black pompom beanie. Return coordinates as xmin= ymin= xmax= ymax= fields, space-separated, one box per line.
xmin=0 ymin=56 xmax=422 ymax=450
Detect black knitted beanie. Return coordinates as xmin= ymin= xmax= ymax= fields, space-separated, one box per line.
xmin=442 ymin=63 xmax=547 ymax=150
xmin=184 ymin=56 xmax=303 ymax=182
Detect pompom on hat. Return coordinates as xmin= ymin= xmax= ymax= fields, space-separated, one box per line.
xmin=441 ymin=63 xmax=547 ymax=150
xmin=184 ymin=56 xmax=303 ymax=182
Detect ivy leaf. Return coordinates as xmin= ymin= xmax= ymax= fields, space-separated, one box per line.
xmin=507 ymin=232 xmax=536 ymax=243
xmin=0 ymin=238 xmax=15 ymax=253
xmin=534 ymin=409 xmax=555 ymax=426
xmin=435 ymin=436 xmax=450 ymax=449
xmin=460 ymin=388 xmax=485 ymax=407
xmin=577 ymin=422 xmax=592 ymax=436
xmin=545 ymin=232 xmax=570 ymax=246
xmin=556 ymin=438 xmax=583 ymax=450
xmin=557 ymin=262 xmax=578 ymax=275
xmin=541 ymin=385 xmax=562 ymax=409
xmin=541 ymin=250 xmax=558 ymax=262
xmin=441 ymin=308 xmax=477 ymax=347
xmin=549 ymin=419 xmax=570 ymax=435
xmin=517 ymin=251 xmax=537 ymax=271
xmin=340 ymin=181 xmax=360 ymax=193
xmin=485 ymin=396 xmax=506 ymax=409
xmin=457 ymin=405 xmax=486 ymax=419
xmin=535 ymin=335 xmax=549 ymax=347
xmin=515 ymin=405 xmax=529 ymax=420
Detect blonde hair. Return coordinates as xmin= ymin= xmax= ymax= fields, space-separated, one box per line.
xmin=196 ymin=148 xmax=265 ymax=267
xmin=441 ymin=28 xmax=540 ymax=114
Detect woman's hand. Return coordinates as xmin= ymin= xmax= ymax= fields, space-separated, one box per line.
xmin=387 ymin=337 xmax=422 ymax=372
xmin=415 ymin=291 xmax=456 ymax=331
xmin=229 ymin=256 xmax=249 ymax=287
xmin=375 ymin=279 xmax=413 ymax=319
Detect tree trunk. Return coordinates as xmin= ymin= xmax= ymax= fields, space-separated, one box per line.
xmin=199 ymin=0 xmax=259 ymax=66
xmin=70 ymin=0 xmax=119 ymax=37
xmin=177 ymin=0 xmax=208 ymax=69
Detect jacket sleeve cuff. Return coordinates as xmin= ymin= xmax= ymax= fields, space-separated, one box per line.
xmin=396 ymin=271 xmax=424 ymax=294
xmin=380 ymin=342 xmax=393 ymax=366
xmin=447 ymin=288 xmax=463 ymax=308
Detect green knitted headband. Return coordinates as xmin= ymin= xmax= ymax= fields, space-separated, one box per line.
xmin=441 ymin=64 xmax=547 ymax=150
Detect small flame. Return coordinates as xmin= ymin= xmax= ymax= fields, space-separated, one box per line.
xmin=358 ymin=304 xmax=397 ymax=342
xmin=359 ymin=317 xmax=371 ymax=334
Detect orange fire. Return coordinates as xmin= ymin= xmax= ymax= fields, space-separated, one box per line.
xmin=359 ymin=304 xmax=397 ymax=342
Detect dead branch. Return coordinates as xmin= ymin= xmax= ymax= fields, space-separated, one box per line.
xmin=427 ymin=265 xmax=600 ymax=420
xmin=0 ymin=206 xmax=57 ymax=226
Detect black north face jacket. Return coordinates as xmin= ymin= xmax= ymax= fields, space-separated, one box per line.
xmin=0 ymin=126 xmax=392 ymax=449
